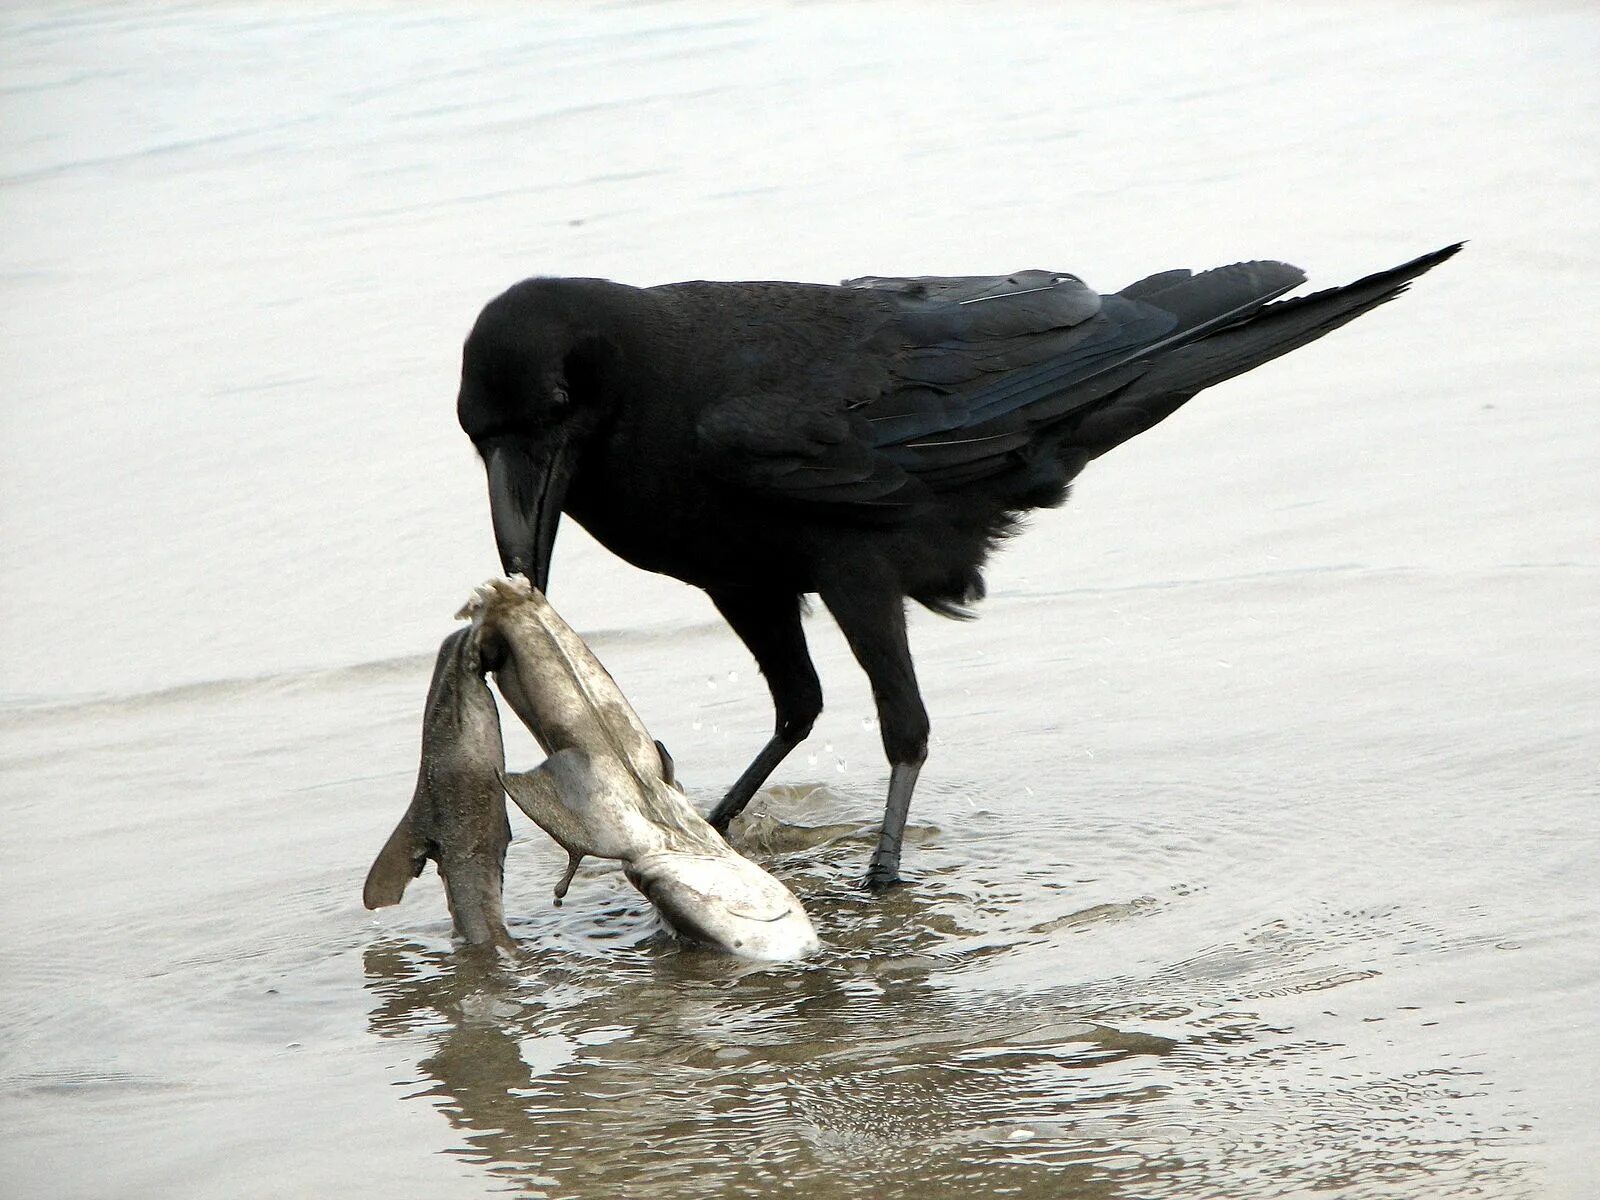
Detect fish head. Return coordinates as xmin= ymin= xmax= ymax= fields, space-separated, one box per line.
xmin=364 ymin=772 xmax=515 ymax=953
xmin=430 ymin=794 xmax=515 ymax=951
xmin=626 ymin=852 xmax=821 ymax=962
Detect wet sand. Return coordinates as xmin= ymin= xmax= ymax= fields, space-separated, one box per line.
xmin=2 ymin=3 xmax=1597 ymax=1197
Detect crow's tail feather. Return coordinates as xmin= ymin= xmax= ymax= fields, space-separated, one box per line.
xmin=1068 ymin=243 xmax=1463 ymax=459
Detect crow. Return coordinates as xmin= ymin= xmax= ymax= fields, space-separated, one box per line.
xmin=456 ymin=243 xmax=1461 ymax=890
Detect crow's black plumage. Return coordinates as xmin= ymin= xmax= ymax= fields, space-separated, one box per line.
xmin=457 ymin=244 xmax=1460 ymax=889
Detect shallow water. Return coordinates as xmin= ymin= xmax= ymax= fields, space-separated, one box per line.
xmin=2 ymin=3 xmax=1598 ymax=1198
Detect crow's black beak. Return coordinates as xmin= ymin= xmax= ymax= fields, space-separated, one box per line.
xmin=484 ymin=437 xmax=573 ymax=592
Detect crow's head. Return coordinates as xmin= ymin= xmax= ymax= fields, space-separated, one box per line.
xmin=457 ymin=280 xmax=621 ymax=591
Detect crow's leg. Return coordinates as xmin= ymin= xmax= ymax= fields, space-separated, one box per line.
xmin=820 ymin=580 xmax=928 ymax=892
xmin=705 ymin=588 xmax=822 ymax=832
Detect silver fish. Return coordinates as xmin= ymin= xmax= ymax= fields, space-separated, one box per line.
xmin=363 ymin=625 xmax=514 ymax=950
xmin=463 ymin=577 xmax=820 ymax=962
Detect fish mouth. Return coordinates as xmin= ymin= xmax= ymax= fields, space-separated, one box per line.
xmin=483 ymin=434 xmax=575 ymax=592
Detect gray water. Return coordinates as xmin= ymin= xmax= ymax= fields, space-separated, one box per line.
xmin=2 ymin=3 xmax=1597 ymax=1197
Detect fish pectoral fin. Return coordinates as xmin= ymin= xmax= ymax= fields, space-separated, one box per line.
xmin=363 ymin=810 xmax=430 ymax=909
xmin=500 ymin=746 xmax=609 ymax=852
xmin=503 ymin=751 xmax=604 ymax=904
xmin=504 ymin=747 xmax=661 ymax=872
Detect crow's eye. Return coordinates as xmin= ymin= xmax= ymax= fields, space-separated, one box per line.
xmin=549 ymin=383 xmax=571 ymax=409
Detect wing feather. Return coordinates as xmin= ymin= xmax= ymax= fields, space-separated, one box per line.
xmin=694 ymin=261 xmax=1308 ymax=514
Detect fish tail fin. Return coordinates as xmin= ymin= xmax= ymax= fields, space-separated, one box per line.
xmin=363 ymin=811 xmax=429 ymax=909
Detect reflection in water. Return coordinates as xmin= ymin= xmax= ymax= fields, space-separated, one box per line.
xmin=362 ymin=806 xmax=1534 ymax=1200
xmin=362 ymin=951 xmax=1143 ymax=1196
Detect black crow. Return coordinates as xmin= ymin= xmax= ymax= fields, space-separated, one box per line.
xmin=457 ymin=243 xmax=1460 ymax=890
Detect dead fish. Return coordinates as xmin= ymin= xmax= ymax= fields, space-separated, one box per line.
xmin=463 ymin=576 xmax=820 ymax=962
xmin=363 ymin=625 xmax=514 ymax=950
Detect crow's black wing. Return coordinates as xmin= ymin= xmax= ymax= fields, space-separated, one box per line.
xmin=693 ymin=263 xmax=1307 ymax=510
xmin=694 ymin=388 xmax=927 ymax=515
xmin=853 ymin=262 xmax=1306 ymax=484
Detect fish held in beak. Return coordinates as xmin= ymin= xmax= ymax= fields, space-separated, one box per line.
xmin=467 ymin=576 xmax=821 ymax=961
xmin=363 ymin=626 xmax=515 ymax=952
